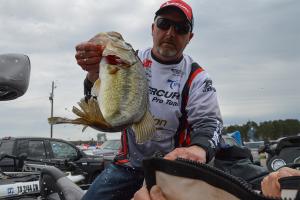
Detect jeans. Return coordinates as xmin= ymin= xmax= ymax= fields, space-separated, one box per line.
xmin=82 ymin=163 xmax=144 ymax=200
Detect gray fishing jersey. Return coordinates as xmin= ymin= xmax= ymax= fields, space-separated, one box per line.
xmin=125 ymin=48 xmax=223 ymax=167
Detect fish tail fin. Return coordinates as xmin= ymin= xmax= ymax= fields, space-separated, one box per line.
xmin=82 ymin=125 xmax=89 ymax=132
xmin=48 ymin=117 xmax=89 ymax=126
xmin=132 ymin=110 xmax=156 ymax=144
xmin=48 ymin=117 xmax=91 ymax=133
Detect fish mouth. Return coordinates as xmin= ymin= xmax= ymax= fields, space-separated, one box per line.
xmin=105 ymin=55 xmax=131 ymax=68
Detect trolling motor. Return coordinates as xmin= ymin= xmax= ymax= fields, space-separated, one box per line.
xmin=260 ymin=136 xmax=300 ymax=171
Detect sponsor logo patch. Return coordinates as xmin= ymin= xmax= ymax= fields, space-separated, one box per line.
xmin=203 ymin=79 xmax=216 ymax=92
xmin=171 ymin=68 xmax=184 ymax=76
xmin=149 ymin=87 xmax=179 ymax=100
xmin=149 ymin=87 xmax=180 ymax=107
xmin=143 ymin=59 xmax=152 ymax=68
xmin=167 ymin=79 xmax=180 ymax=90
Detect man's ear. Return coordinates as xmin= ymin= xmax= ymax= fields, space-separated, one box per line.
xmin=189 ymin=32 xmax=194 ymax=41
xmin=151 ymin=23 xmax=154 ymax=36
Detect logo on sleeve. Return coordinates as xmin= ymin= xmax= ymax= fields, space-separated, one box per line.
xmin=203 ymin=79 xmax=216 ymax=92
xmin=143 ymin=59 xmax=152 ymax=68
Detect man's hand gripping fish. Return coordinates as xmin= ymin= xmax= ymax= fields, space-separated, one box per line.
xmin=49 ymin=32 xmax=156 ymax=143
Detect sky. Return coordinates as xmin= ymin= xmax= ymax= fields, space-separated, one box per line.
xmin=0 ymin=0 xmax=299 ymax=141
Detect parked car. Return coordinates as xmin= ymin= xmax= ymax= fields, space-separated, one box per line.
xmin=88 ymin=139 xmax=121 ymax=167
xmin=90 ymin=136 xmax=239 ymax=160
xmin=92 ymin=136 xmax=240 ymax=166
xmin=93 ymin=140 xmax=121 ymax=157
xmin=82 ymin=148 xmax=95 ymax=156
xmin=0 ymin=137 xmax=104 ymax=183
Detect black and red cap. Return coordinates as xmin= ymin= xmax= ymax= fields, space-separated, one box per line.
xmin=155 ymin=0 xmax=194 ymax=31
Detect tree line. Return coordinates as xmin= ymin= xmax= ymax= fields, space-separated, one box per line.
xmin=223 ymin=119 xmax=300 ymax=142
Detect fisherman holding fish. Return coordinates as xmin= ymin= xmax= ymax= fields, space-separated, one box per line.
xmin=74 ymin=0 xmax=223 ymax=200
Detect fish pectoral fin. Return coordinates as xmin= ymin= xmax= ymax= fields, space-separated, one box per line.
xmin=72 ymin=106 xmax=87 ymax=118
xmin=88 ymin=98 xmax=106 ymax=122
xmin=91 ymin=79 xmax=101 ymax=96
xmin=75 ymin=98 xmax=102 ymax=120
xmin=132 ymin=110 xmax=156 ymax=144
xmin=77 ymin=98 xmax=92 ymax=116
xmin=72 ymin=98 xmax=111 ymax=129
xmin=107 ymin=65 xmax=119 ymax=74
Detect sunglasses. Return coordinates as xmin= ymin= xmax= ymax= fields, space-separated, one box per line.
xmin=156 ymin=18 xmax=191 ymax=35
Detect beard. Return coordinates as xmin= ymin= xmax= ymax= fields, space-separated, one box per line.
xmin=157 ymin=46 xmax=177 ymax=57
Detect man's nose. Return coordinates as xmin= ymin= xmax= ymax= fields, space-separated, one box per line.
xmin=166 ymin=25 xmax=176 ymax=36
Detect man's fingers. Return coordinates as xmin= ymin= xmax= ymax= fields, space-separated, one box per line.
xmin=77 ymin=57 xmax=101 ymax=66
xmin=132 ymin=187 xmax=151 ymax=200
xmin=261 ymin=172 xmax=281 ymax=198
xmin=75 ymin=50 xmax=102 ymax=59
xmin=262 ymin=167 xmax=300 ymax=198
xmin=150 ymin=185 xmax=166 ymax=200
xmin=164 ymin=148 xmax=192 ymax=160
xmin=278 ymin=167 xmax=300 ymax=177
xmin=81 ymin=64 xmax=100 ymax=72
xmin=164 ymin=148 xmax=182 ymax=160
xmin=75 ymin=42 xmax=103 ymax=52
xmin=164 ymin=146 xmax=206 ymax=163
xmin=75 ymin=42 xmax=103 ymax=73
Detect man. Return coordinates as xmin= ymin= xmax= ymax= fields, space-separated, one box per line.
xmin=75 ymin=1 xmax=223 ymax=200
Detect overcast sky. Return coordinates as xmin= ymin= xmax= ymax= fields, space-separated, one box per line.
xmin=0 ymin=0 xmax=299 ymax=141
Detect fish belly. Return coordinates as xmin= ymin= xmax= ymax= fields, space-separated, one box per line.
xmin=99 ymin=62 xmax=148 ymax=127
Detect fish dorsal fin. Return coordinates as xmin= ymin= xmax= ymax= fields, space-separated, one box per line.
xmin=132 ymin=110 xmax=156 ymax=144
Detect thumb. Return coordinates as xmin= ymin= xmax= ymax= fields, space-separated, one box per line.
xmin=150 ymin=185 xmax=166 ymax=200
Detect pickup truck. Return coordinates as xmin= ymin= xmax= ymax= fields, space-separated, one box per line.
xmin=0 ymin=137 xmax=104 ymax=183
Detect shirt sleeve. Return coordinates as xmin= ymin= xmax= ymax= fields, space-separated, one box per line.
xmin=186 ymin=71 xmax=223 ymax=162
xmin=83 ymin=77 xmax=93 ymax=100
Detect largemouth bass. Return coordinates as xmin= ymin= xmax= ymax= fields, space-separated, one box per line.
xmin=49 ymin=32 xmax=156 ymax=143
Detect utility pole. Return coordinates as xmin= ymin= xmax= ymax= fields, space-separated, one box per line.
xmin=49 ymin=81 xmax=55 ymax=138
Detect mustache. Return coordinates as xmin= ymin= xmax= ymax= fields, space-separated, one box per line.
xmin=161 ymin=37 xmax=176 ymax=44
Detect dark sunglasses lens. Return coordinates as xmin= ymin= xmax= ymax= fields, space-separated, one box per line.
xmin=175 ymin=23 xmax=191 ymax=34
xmin=156 ymin=18 xmax=171 ymax=30
xmin=156 ymin=18 xmax=190 ymax=35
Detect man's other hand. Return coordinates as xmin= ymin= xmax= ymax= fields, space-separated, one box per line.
xmin=164 ymin=145 xmax=206 ymax=163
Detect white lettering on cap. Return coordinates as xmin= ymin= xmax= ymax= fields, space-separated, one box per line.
xmin=163 ymin=2 xmax=191 ymax=18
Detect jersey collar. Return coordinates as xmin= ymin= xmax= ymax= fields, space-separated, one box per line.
xmin=151 ymin=49 xmax=183 ymax=65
